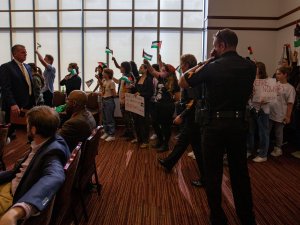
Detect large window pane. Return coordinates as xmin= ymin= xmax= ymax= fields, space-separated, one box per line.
xmin=160 ymin=12 xmax=181 ymax=27
xmin=109 ymin=30 xmax=132 ymax=79
xmin=60 ymin=31 xmax=82 ymax=89
xmin=109 ymin=12 xmax=132 ymax=27
xmin=135 ymin=0 xmax=158 ymax=9
xmin=0 ymin=31 xmax=11 ymax=65
xmin=184 ymin=0 xmax=203 ymax=10
xmin=0 ymin=0 xmax=9 ymax=10
xmin=183 ymin=12 xmax=204 ymax=28
xmin=60 ymin=0 xmax=81 ymax=9
xmin=60 ymin=12 xmax=82 ymax=27
xmin=11 ymin=0 xmax=32 ymax=10
xmin=135 ymin=12 xmax=157 ymax=27
xmin=0 ymin=12 xmax=9 ymax=27
xmin=160 ymin=0 xmax=181 ymax=10
xmin=134 ymin=30 xmax=157 ymax=67
xmin=84 ymin=12 xmax=106 ymax=27
xmin=35 ymin=0 xmax=57 ymax=10
xmin=109 ymin=0 xmax=132 ymax=9
xmin=12 ymin=31 xmax=34 ymax=63
xmin=160 ymin=31 xmax=180 ymax=67
xmin=11 ymin=12 xmax=33 ymax=27
xmin=84 ymin=30 xmax=107 ymax=91
xmin=85 ymin=0 xmax=106 ymax=9
xmin=183 ymin=32 xmax=203 ymax=62
xmin=36 ymin=31 xmax=59 ymax=91
xmin=36 ymin=12 xmax=57 ymax=27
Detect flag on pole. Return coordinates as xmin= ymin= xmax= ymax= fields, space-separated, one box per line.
xmin=151 ymin=41 xmax=162 ymax=49
xmin=294 ymin=39 xmax=300 ymax=47
xmin=142 ymin=49 xmax=153 ymax=61
xmin=105 ymin=47 xmax=113 ymax=55
xmin=176 ymin=65 xmax=182 ymax=76
xmin=85 ymin=79 xmax=94 ymax=88
xmin=97 ymin=62 xmax=107 ymax=68
xmin=37 ymin=43 xmax=41 ymax=49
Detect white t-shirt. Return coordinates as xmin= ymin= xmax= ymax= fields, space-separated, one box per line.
xmin=103 ymin=79 xmax=115 ymax=98
xmin=269 ymin=82 xmax=296 ymax=122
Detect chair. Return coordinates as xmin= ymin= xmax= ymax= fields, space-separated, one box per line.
xmin=53 ymin=91 xmax=66 ymax=107
xmin=22 ymin=143 xmax=82 ymax=225
xmin=74 ymin=126 xmax=102 ymax=221
xmin=0 ymin=124 xmax=9 ymax=171
xmin=86 ymin=93 xmax=99 ymax=124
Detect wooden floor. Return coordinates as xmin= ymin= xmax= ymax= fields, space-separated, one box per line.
xmin=3 ymin=128 xmax=300 ymax=225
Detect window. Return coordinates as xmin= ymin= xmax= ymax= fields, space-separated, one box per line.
xmin=2 ymin=0 xmax=204 ymax=91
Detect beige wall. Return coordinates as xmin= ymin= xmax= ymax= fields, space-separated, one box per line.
xmin=205 ymin=0 xmax=299 ymax=76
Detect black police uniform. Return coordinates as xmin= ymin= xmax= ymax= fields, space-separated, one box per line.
xmin=185 ymin=51 xmax=256 ymax=225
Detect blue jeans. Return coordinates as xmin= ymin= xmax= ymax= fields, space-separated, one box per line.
xmin=102 ymin=98 xmax=115 ymax=135
xmin=247 ymin=109 xmax=269 ymax=157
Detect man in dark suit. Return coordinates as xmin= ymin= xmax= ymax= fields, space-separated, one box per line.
xmin=59 ymin=90 xmax=96 ymax=152
xmin=0 ymin=106 xmax=70 ymax=224
xmin=0 ymin=44 xmax=35 ymax=139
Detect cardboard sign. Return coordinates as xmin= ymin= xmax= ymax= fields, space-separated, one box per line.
xmin=252 ymin=78 xmax=277 ymax=103
xmin=125 ymin=93 xmax=145 ymax=117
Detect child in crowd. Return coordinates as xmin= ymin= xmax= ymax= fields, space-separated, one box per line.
xmin=269 ymin=66 xmax=296 ymax=157
xmin=248 ymin=62 xmax=271 ymax=162
xmin=100 ymin=68 xmax=117 ymax=142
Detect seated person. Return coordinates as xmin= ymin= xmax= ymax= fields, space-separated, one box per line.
xmin=59 ymin=90 xmax=96 ymax=151
xmin=0 ymin=106 xmax=70 ymax=224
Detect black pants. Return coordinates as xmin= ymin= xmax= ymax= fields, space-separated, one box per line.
xmin=43 ymin=90 xmax=54 ymax=107
xmin=202 ymin=119 xmax=255 ymax=225
xmin=152 ymin=102 xmax=175 ymax=147
xmin=120 ymin=106 xmax=134 ymax=137
xmin=163 ymin=114 xmax=204 ymax=180
xmin=134 ymin=111 xmax=150 ymax=144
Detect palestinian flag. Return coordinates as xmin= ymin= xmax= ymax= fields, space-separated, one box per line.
xmin=85 ymin=79 xmax=94 ymax=88
xmin=105 ymin=47 xmax=113 ymax=55
xmin=120 ymin=76 xmax=131 ymax=84
xmin=294 ymin=39 xmax=300 ymax=47
xmin=98 ymin=62 xmax=107 ymax=68
xmin=142 ymin=49 xmax=153 ymax=61
xmin=37 ymin=43 xmax=41 ymax=49
xmin=151 ymin=41 xmax=162 ymax=49
xmin=176 ymin=65 xmax=182 ymax=76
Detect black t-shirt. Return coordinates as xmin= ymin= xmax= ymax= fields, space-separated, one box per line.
xmin=185 ymin=51 xmax=256 ymax=112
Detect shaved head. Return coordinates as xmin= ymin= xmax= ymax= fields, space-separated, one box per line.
xmin=68 ymin=90 xmax=88 ymax=107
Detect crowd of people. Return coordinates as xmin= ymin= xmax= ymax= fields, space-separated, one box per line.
xmin=0 ymin=28 xmax=299 ymax=225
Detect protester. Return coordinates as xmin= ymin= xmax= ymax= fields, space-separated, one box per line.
xmin=60 ymin=63 xmax=81 ymax=96
xmin=28 ymin=63 xmax=44 ymax=105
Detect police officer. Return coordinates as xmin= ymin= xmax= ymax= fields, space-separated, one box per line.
xmin=179 ymin=29 xmax=256 ymax=225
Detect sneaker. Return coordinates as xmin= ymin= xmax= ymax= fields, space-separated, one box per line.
xmin=101 ymin=133 xmax=109 ymax=140
xmin=271 ymin=147 xmax=283 ymax=157
xmin=150 ymin=134 xmax=157 ymax=140
xmin=140 ymin=143 xmax=148 ymax=149
xmin=131 ymin=138 xmax=138 ymax=144
xmin=105 ymin=136 xmax=115 ymax=142
xmin=6 ymin=137 xmax=11 ymax=145
xmin=188 ymin=151 xmax=196 ymax=159
xmin=252 ymin=156 xmax=267 ymax=163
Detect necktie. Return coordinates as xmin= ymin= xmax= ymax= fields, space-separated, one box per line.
xmin=19 ymin=63 xmax=32 ymax=96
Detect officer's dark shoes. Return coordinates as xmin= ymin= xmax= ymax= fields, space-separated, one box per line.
xmin=158 ymin=158 xmax=172 ymax=172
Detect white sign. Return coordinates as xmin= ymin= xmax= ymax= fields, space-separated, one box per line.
xmin=252 ymin=78 xmax=277 ymax=103
xmin=125 ymin=93 xmax=145 ymax=117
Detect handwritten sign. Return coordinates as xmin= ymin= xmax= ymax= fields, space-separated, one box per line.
xmin=125 ymin=93 xmax=145 ymax=117
xmin=252 ymin=78 xmax=277 ymax=102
